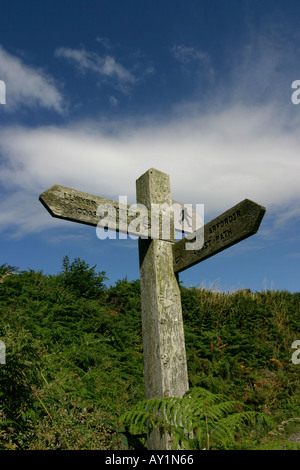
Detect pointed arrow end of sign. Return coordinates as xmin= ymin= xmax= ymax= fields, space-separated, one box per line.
xmin=243 ymin=199 xmax=266 ymax=234
xmin=39 ymin=185 xmax=63 ymax=218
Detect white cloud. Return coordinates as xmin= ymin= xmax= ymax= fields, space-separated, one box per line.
xmin=0 ymin=101 xmax=300 ymax=238
xmin=0 ymin=45 xmax=64 ymax=112
xmin=287 ymin=252 xmax=300 ymax=258
xmin=171 ymin=44 xmax=215 ymax=84
xmin=109 ymin=96 xmax=118 ymax=107
xmin=0 ymin=191 xmax=65 ymax=238
xmin=172 ymin=44 xmax=210 ymax=65
xmin=55 ymin=47 xmax=136 ymax=93
xmin=95 ymin=36 xmax=112 ymax=50
xmin=0 ymin=80 xmax=5 ymax=104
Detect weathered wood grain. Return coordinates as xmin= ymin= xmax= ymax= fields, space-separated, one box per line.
xmin=39 ymin=184 xmax=197 ymax=240
xmin=136 ymin=168 xmax=189 ymax=450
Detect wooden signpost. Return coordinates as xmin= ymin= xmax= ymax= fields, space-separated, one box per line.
xmin=173 ymin=198 xmax=266 ymax=273
xmin=39 ymin=184 xmax=201 ymax=241
xmin=39 ymin=168 xmax=266 ymax=450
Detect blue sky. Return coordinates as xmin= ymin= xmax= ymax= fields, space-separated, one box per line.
xmin=1 ymin=0 xmax=300 ymax=292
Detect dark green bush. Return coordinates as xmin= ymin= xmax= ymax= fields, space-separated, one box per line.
xmin=60 ymin=255 xmax=107 ymax=298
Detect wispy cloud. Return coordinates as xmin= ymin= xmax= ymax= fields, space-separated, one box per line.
xmin=95 ymin=36 xmax=112 ymax=50
xmin=171 ymin=44 xmax=215 ymax=84
xmin=0 ymin=45 xmax=64 ymax=113
xmin=218 ymin=25 xmax=300 ymax=107
xmin=55 ymin=47 xmax=136 ymax=93
xmin=287 ymin=252 xmax=300 ymax=258
xmin=109 ymin=96 xmax=118 ymax=107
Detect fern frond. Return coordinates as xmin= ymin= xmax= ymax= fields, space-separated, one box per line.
xmin=119 ymin=387 xmax=274 ymax=450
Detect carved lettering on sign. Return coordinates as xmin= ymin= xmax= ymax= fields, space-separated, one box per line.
xmin=173 ymin=199 xmax=266 ymax=273
xmin=209 ymin=210 xmax=241 ymax=234
xmin=64 ymin=192 xmax=97 ymax=206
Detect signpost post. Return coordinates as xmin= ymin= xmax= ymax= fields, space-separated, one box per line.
xmin=39 ymin=168 xmax=266 ymax=450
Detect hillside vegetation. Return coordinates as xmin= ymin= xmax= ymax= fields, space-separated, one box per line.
xmin=0 ymin=256 xmax=299 ymax=450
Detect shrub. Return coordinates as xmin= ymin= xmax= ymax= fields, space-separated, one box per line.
xmin=60 ymin=255 xmax=107 ymax=298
